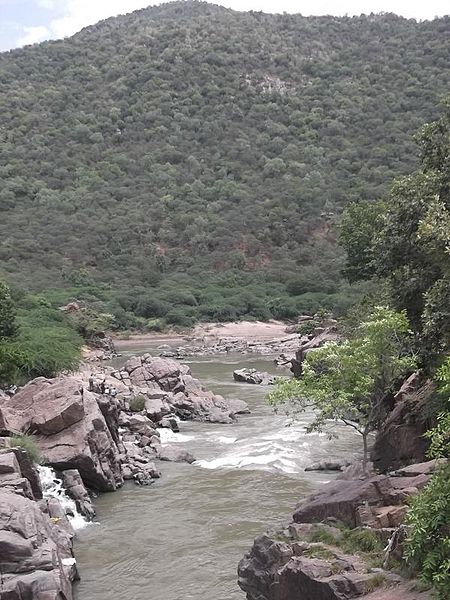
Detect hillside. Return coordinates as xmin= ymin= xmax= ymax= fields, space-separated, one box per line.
xmin=0 ymin=1 xmax=449 ymax=326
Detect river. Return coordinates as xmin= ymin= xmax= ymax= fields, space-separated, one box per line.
xmin=73 ymin=347 xmax=361 ymax=600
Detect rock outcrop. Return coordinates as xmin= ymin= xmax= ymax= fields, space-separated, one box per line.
xmin=1 ymin=377 xmax=123 ymax=492
xmin=238 ymin=461 xmax=439 ymax=600
xmin=0 ymin=448 xmax=78 ymax=600
xmin=233 ymin=368 xmax=277 ymax=385
xmin=112 ymin=353 xmax=249 ymax=423
xmin=371 ymin=375 xmax=433 ymax=472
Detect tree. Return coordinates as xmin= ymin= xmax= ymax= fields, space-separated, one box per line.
xmin=405 ymin=357 xmax=450 ymax=600
xmin=340 ymin=100 xmax=450 ymax=365
xmin=268 ymin=307 xmax=416 ymax=470
xmin=0 ymin=280 xmax=18 ymax=339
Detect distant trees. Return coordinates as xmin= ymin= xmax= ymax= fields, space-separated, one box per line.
xmin=0 ymin=6 xmax=448 ymax=327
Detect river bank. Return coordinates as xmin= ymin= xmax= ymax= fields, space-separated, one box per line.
xmin=0 ymin=342 xmax=431 ymax=600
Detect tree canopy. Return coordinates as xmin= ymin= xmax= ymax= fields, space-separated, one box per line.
xmin=0 ymin=2 xmax=449 ymax=325
xmin=340 ymin=100 xmax=450 ymax=364
xmin=268 ymin=306 xmax=416 ymax=468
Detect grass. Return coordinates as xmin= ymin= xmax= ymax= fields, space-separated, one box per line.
xmin=10 ymin=434 xmax=42 ymax=464
xmin=365 ymin=573 xmax=386 ymax=593
xmin=304 ymin=545 xmax=336 ymax=561
xmin=309 ymin=528 xmax=338 ymax=545
xmin=341 ymin=528 xmax=384 ymax=554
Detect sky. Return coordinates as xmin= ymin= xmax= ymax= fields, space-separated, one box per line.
xmin=0 ymin=0 xmax=448 ymax=52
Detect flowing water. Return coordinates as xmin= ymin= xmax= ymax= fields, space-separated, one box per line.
xmin=73 ymin=347 xmax=361 ymax=600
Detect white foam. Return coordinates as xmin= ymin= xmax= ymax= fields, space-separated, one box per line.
xmin=158 ymin=429 xmax=196 ymax=444
xmin=38 ymin=466 xmax=89 ymax=530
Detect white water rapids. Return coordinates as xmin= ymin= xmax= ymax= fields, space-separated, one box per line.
xmin=72 ymin=352 xmax=362 ymax=600
xmin=38 ymin=466 xmax=89 ymax=531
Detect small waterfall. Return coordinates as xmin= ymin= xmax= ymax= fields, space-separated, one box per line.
xmin=38 ymin=466 xmax=89 ymax=530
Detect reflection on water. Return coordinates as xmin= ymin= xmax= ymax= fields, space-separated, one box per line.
xmin=74 ymin=349 xmax=361 ymax=600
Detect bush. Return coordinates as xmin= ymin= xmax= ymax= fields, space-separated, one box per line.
xmin=146 ymin=318 xmax=166 ymax=332
xmin=341 ymin=528 xmax=384 ymax=554
xmin=405 ymin=463 xmax=450 ymax=599
xmin=10 ymin=434 xmax=42 ymax=464
xmin=129 ymin=395 xmax=146 ymax=412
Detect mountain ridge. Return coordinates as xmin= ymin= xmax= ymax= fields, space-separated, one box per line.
xmin=0 ymin=1 xmax=449 ymax=324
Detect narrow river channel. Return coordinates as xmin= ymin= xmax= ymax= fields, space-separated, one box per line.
xmin=73 ymin=347 xmax=361 ymax=600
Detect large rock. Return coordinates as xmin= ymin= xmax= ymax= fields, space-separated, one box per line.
xmin=0 ymin=486 xmax=76 ymax=600
xmin=233 ymin=368 xmax=276 ymax=385
xmin=158 ymin=445 xmax=195 ymax=464
xmin=238 ymin=460 xmax=434 ymax=600
xmin=61 ymin=469 xmax=95 ymax=520
xmin=238 ymin=535 xmax=386 ymax=600
xmin=2 ymin=377 xmax=123 ymax=492
xmin=371 ymin=379 xmax=433 ymax=472
xmin=293 ymin=475 xmax=393 ymax=528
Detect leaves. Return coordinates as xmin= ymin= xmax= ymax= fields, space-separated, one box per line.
xmin=268 ymin=306 xmax=416 ymax=441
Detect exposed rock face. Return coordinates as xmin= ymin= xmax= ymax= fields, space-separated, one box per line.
xmin=371 ymin=377 xmax=433 ymax=472
xmin=112 ymin=353 xmax=249 ymax=423
xmin=238 ymin=461 xmax=437 ymax=600
xmin=233 ymin=368 xmax=276 ymax=385
xmin=158 ymin=444 xmax=195 ymax=464
xmin=2 ymin=377 xmax=123 ymax=492
xmin=0 ymin=448 xmax=77 ymax=600
xmin=61 ymin=469 xmax=96 ymax=520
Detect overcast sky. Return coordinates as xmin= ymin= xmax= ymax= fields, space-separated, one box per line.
xmin=1 ymin=0 xmax=448 ymax=52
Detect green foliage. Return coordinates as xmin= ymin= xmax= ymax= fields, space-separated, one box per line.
xmin=304 ymin=545 xmax=336 ymax=561
xmin=341 ymin=528 xmax=384 ymax=554
xmin=10 ymin=434 xmax=42 ymax=464
xmin=309 ymin=528 xmax=337 ymax=545
xmin=0 ymin=280 xmax=18 ymax=339
xmin=405 ymin=464 xmax=450 ymax=599
xmin=0 ymin=5 xmax=449 ymax=326
xmin=340 ymin=101 xmax=450 ymax=366
xmin=129 ymin=395 xmax=146 ymax=412
xmin=0 ymin=286 xmax=82 ymax=386
xmin=364 ymin=573 xmax=386 ymax=593
xmin=269 ymin=307 xmax=416 ymax=466
xmin=405 ymin=360 xmax=450 ymax=599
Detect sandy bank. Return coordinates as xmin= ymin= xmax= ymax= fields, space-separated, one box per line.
xmin=113 ymin=320 xmax=289 ymax=350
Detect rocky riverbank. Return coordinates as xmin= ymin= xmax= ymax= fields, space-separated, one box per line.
xmin=237 ymin=374 xmax=437 ymax=600
xmin=0 ymin=353 xmax=249 ymax=599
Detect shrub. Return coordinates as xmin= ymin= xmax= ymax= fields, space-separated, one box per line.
xmin=341 ymin=528 xmax=384 ymax=554
xmin=405 ymin=464 xmax=450 ymax=599
xmin=129 ymin=395 xmax=146 ymax=412
xmin=10 ymin=434 xmax=42 ymax=464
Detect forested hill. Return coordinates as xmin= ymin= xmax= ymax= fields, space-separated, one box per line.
xmin=0 ymin=1 xmax=449 ymax=325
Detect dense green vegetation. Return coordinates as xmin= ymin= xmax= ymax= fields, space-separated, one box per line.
xmin=0 ymin=2 xmax=449 ymax=326
xmin=269 ymin=306 xmax=416 ymax=469
xmin=272 ymin=104 xmax=449 ymax=596
xmin=405 ymin=359 xmax=450 ymax=599
xmin=340 ymin=101 xmax=450 ymax=366
xmin=0 ymin=281 xmax=82 ymax=386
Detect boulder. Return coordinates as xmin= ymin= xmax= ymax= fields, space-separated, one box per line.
xmin=233 ymin=368 xmax=276 ymax=385
xmin=1 ymin=377 xmax=123 ymax=492
xmin=0 ymin=488 xmax=76 ymax=600
xmin=158 ymin=445 xmax=195 ymax=464
xmin=238 ymin=535 xmax=384 ymax=600
xmin=144 ymin=396 xmax=172 ymax=421
xmin=293 ymin=475 xmax=393 ymax=528
xmin=61 ymin=469 xmax=95 ymax=520
xmin=371 ymin=380 xmax=433 ymax=472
